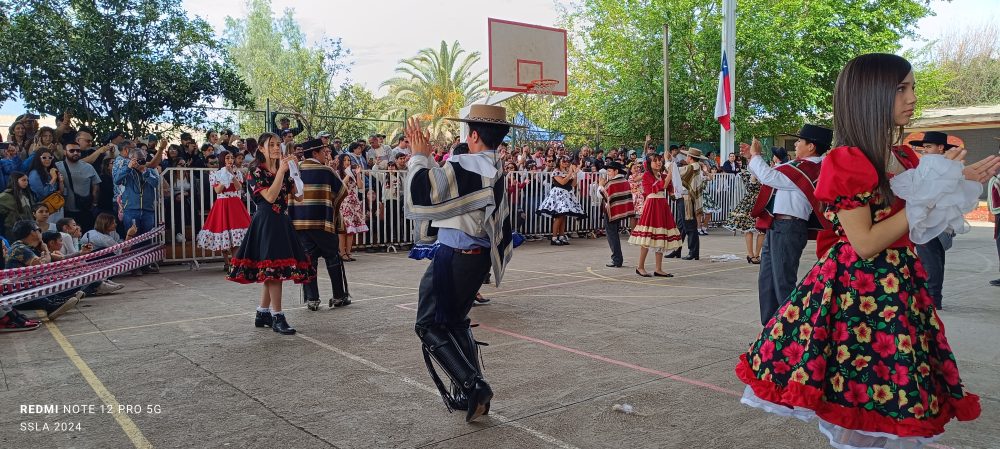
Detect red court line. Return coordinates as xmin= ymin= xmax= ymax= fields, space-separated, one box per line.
xmin=479 ymin=324 xmax=742 ymax=398
xmin=394 ymin=304 xmax=955 ymax=449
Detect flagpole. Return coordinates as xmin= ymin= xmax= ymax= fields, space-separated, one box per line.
xmin=720 ymin=0 xmax=736 ymax=161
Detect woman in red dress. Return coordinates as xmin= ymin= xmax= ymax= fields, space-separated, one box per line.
xmin=197 ymin=150 xmax=251 ymax=268
xmin=627 ymin=153 xmax=682 ymax=277
xmin=736 ymin=53 xmax=996 ymax=449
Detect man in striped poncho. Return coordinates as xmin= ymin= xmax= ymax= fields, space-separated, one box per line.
xmin=403 ymin=105 xmax=522 ymax=423
xmin=598 ymin=161 xmax=634 ymax=267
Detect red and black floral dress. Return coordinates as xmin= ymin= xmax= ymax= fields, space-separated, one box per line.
xmin=226 ymin=166 xmax=313 ymax=284
xmin=736 ymin=146 xmax=980 ymax=448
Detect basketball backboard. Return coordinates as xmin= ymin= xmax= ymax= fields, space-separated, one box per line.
xmin=488 ymin=18 xmax=568 ymax=96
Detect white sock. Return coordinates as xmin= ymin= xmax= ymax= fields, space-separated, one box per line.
xmin=256 ymin=306 xmax=269 ymax=313
xmin=271 ymin=311 xmax=283 ymax=316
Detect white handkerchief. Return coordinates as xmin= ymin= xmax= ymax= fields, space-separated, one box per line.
xmin=287 ymin=160 xmax=305 ymax=198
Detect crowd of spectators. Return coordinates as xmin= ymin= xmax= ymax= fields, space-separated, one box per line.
xmin=1 ymin=111 xmax=752 ymax=332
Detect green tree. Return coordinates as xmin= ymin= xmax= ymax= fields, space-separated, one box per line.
xmin=223 ymin=0 xmax=351 ymax=135
xmin=0 ymin=0 xmax=251 ymax=136
xmin=557 ymin=0 xmax=933 ymax=146
xmin=909 ymin=22 xmax=1000 ymax=110
xmin=381 ymin=41 xmax=487 ymax=142
xmin=318 ymin=83 xmax=397 ymax=143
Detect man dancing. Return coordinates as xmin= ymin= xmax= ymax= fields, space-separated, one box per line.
xmin=288 ymin=139 xmax=351 ymax=310
xmin=598 ymin=161 xmax=634 ymax=267
xmin=404 ymin=105 xmax=518 ymax=422
xmin=745 ymin=124 xmax=832 ymax=325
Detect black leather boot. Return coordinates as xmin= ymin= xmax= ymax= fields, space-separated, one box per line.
xmin=417 ymin=325 xmax=492 ymax=422
xmin=254 ymin=310 xmax=272 ymax=328
xmin=271 ymin=313 xmax=296 ymax=335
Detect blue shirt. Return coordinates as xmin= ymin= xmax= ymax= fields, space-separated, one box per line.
xmin=437 ymin=228 xmax=491 ymax=250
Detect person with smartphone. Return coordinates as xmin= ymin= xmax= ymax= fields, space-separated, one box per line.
xmin=112 ymin=144 xmax=161 ymax=274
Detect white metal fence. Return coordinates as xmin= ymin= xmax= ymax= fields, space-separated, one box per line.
xmin=155 ymin=167 xmax=746 ymax=265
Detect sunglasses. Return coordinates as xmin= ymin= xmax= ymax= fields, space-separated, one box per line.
xmin=40 ymin=156 xmax=54 ymax=160
xmin=67 ymin=149 xmax=81 ymax=153
xmin=32 ymin=227 xmax=41 ymax=232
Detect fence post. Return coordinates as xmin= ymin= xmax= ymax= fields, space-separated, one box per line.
xmin=265 ymin=98 xmax=271 ymax=134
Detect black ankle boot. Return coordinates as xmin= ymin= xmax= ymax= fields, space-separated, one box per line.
xmin=465 ymin=379 xmax=493 ymax=423
xmin=271 ymin=313 xmax=296 ymax=335
xmin=254 ymin=311 xmax=272 ymax=328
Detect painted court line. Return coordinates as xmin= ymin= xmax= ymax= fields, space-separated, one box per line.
xmin=395 ymin=302 xmax=738 ymax=397
xmin=62 ymin=292 xmax=415 ymax=338
xmin=394 ymin=304 xmax=956 ymax=449
xmin=41 ymin=313 xmax=154 ymax=449
xmin=295 ymin=332 xmax=579 ymax=449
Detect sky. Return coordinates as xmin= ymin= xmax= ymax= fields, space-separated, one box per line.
xmin=2 ymin=0 xmax=998 ymax=115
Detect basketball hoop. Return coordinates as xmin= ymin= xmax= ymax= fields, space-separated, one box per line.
xmin=525 ymin=78 xmax=559 ymax=96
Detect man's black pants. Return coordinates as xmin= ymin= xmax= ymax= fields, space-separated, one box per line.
xmin=298 ymin=229 xmax=348 ymax=301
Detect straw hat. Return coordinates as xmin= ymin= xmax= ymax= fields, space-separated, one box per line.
xmin=445 ymin=104 xmax=526 ymax=128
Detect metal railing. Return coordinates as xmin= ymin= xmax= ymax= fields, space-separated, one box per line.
xmin=154 ymin=167 xmax=747 ymax=266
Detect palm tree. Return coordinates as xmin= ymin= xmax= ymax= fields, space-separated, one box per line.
xmin=381 ymin=40 xmax=487 ymax=142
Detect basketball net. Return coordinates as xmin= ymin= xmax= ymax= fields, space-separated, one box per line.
xmin=523 ymin=79 xmax=560 ymax=144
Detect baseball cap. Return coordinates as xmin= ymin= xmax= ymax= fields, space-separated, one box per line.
xmin=317 ymin=131 xmax=331 ymax=138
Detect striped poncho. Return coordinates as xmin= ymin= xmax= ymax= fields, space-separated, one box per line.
xmin=404 ymin=153 xmax=513 ymax=287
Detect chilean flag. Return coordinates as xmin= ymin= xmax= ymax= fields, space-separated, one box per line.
xmin=714 ymin=51 xmax=732 ymax=131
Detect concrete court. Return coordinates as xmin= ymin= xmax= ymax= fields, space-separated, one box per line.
xmin=1 ymin=226 xmax=998 ymax=449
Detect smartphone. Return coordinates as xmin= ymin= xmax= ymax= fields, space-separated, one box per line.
xmin=280 ymin=143 xmax=287 ymax=155
xmin=131 ymin=219 xmax=136 ymax=228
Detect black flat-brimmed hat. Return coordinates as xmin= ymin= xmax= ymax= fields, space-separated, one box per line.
xmin=605 ymin=161 xmax=626 ymax=171
xmin=908 ymin=131 xmax=957 ymax=150
xmin=785 ymin=124 xmax=833 ymax=151
xmin=300 ymin=138 xmax=327 ymax=157
xmin=445 ymin=104 xmax=526 ymax=128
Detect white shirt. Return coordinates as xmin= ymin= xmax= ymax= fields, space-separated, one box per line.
xmin=748 ymin=155 xmax=823 ymax=221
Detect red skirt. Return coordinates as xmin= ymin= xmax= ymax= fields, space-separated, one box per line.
xmin=197 ymin=197 xmax=251 ymax=251
xmin=628 ymin=195 xmax=682 ymax=250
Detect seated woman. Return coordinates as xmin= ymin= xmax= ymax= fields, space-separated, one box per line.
xmin=81 ymin=212 xmax=138 ymax=253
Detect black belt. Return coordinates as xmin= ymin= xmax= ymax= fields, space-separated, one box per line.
xmin=774 ymin=214 xmax=806 ymax=221
xmin=453 ymin=247 xmax=483 ymax=255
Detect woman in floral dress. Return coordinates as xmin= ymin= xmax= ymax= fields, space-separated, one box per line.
xmin=334 ymin=154 xmax=368 ymax=261
xmin=227 ymin=132 xmax=312 ymax=335
xmin=724 ymin=167 xmax=765 ymax=264
xmin=627 ymin=162 xmax=645 ymax=230
xmin=736 ymin=53 xmax=989 ymax=449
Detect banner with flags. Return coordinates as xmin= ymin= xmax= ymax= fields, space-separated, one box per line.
xmin=714 ymin=51 xmax=732 ymax=131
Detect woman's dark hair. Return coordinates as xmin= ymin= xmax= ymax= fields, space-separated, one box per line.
xmin=245 ymin=137 xmax=258 ymax=155
xmin=468 ymin=123 xmax=510 ymax=149
xmin=255 ymin=132 xmax=279 ymax=167
xmin=33 ymin=203 xmax=49 ymax=214
xmin=200 ymin=143 xmax=214 ymax=153
xmin=6 ymin=172 xmax=30 ymax=214
xmin=29 ymin=148 xmax=55 ymax=183
xmin=335 ymin=154 xmax=351 ymax=178
xmin=217 ymin=150 xmax=231 ymax=164
xmin=643 ymin=153 xmax=663 ymax=174
xmin=833 ymin=53 xmax=912 ymax=205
